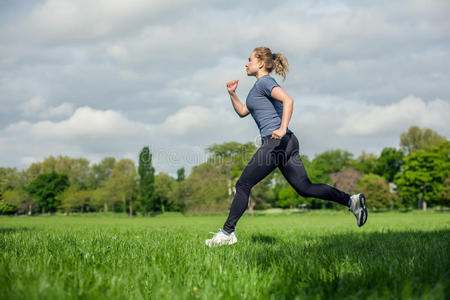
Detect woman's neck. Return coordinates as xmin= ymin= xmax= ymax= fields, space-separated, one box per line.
xmin=256 ymin=70 xmax=269 ymax=79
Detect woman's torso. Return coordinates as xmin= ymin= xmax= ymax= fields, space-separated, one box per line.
xmin=245 ymin=75 xmax=293 ymax=137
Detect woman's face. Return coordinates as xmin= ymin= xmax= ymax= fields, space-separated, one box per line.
xmin=245 ymin=51 xmax=261 ymax=77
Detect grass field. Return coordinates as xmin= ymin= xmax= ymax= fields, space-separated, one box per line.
xmin=1 ymin=211 xmax=449 ymax=299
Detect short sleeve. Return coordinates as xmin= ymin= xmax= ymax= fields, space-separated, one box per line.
xmin=257 ymin=76 xmax=280 ymax=98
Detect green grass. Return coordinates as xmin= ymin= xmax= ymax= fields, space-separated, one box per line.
xmin=1 ymin=211 xmax=449 ymax=299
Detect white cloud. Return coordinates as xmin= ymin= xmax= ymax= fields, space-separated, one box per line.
xmin=337 ymin=95 xmax=450 ymax=136
xmin=161 ymin=106 xmax=222 ymax=135
xmin=19 ymin=96 xmax=75 ymax=119
xmin=20 ymin=96 xmax=47 ymax=116
xmin=5 ymin=120 xmax=32 ymax=133
xmin=30 ymin=106 xmax=144 ymax=140
xmin=39 ymin=102 xmax=75 ymax=119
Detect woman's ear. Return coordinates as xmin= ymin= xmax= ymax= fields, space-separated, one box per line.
xmin=258 ymin=60 xmax=264 ymax=70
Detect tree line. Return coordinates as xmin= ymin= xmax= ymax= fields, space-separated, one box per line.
xmin=0 ymin=126 xmax=448 ymax=215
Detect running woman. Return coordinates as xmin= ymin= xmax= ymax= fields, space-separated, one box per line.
xmin=205 ymin=47 xmax=367 ymax=247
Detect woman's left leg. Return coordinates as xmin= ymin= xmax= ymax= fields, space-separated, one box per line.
xmin=222 ymin=136 xmax=283 ymax=234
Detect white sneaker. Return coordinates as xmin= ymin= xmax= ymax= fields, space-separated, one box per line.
xmin=349 ymin=193 xmax=368 ymax=227
xmin=205 ymin=229 xmax=237 ymax=247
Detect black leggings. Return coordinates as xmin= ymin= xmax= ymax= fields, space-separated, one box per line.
xmin=223 ymin=132 xmax=350 ymax=234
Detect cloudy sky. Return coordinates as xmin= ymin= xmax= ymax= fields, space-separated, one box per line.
xmin=1 ymin=0 xmax=449 ymax=177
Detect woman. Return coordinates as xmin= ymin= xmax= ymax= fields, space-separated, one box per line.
xmin=205 ymin=47 xmax=367 ymax=247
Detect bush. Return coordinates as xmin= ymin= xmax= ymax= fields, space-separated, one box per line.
xmin=359 ymin=174 xmax=399 ymax=210
xmin=0 ymin=200 xmax=17 ymax=215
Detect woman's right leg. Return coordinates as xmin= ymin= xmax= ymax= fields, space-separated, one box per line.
xmin=222 ymin=138 xmax=280 ymax=234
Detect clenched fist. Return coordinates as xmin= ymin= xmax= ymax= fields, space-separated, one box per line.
xmin=226 ymin=80 xmax=239 ymax=93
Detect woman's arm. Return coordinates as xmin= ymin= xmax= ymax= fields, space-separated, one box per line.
xmin=226 ymin=80 xmax=250 ymax=118
xmin=270 ymin=86 xmax=294 ymax=138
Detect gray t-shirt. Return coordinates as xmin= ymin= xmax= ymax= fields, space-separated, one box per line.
xmin=246 ymin=75 xmax=293 ymax=137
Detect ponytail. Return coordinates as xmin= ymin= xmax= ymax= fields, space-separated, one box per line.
xmin=273 ymin=53 xmax=289 ymax=81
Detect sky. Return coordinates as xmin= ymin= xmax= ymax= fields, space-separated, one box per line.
xmin=1 ymin=0 xmax=449 ymax=177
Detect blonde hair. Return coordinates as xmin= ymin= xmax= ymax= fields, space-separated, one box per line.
xmin=253 ymin=46 xmax=290 ymax=80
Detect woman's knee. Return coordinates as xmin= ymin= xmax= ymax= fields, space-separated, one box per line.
xmin=291 ymin=180 xmax=314 ymax=198
xmin=235 ymin=178 xmax=253 ymax=192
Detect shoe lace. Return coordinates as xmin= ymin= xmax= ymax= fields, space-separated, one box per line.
xmin=208 ymin=229 xmax=224 ymax=242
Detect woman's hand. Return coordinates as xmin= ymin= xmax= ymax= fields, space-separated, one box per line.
xmin=271 ymin=128 xmax=286 ymax=139
xmin=226 ymin=80 xmax=239 ymax=93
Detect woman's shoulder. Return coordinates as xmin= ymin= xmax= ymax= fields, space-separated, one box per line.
xmin=255 ymin=75 xmax=280 ymax=95
xmin=255 ymin=75 xmax=277 ymax=87
xmin=257 ymin=74 xmax=278 ymax=84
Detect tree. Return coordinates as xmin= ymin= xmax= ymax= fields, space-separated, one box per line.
xmin=106 ymin=159 xmax=137 ymax=216
xmin=358 ymin=174 xmax=398 ymax=210
xmin=400 ymin=126 xmax=447 ymax=154
xmin=90 ymin=188 xmax=113 ymax=213
xmin=395 ymin=142 xmax=449 ymax=210
xmin=138 ymin=146 xmax=156 ymax=215
xmin=0 ymin=199 xmax=16 ymax=215
xmin=154 ymin=172 xmax=176 ymax=212
xmin=2 ymin=189 xmax=34 ymax=215
xmin=275 ymin=185 xmax=300 ymax=208
xmin=168 ymin=180 xmax=189 ymax=212
xmin=349 ymin=151 xmax=377 ymax=174
xmin=0 ymin=167 xmax=33 ymax=215
xmin=439 ymin=176 xmax=450 ymax=208
xmin=25 ymin=171 xmax=70 ymax=213
xmin=26 ymin=162 xmax=42 ymax=183
xmin=298 ymin=150 xmax=354 ymax=209
xmin=310 ymin=149 xmax=354 ymax=182
xmin=39 ymin=155 xmax=91 ymax=190
xmin=374 ymin=147 xmax=404 ymax=182
xmin=182 ymin=161 xmax=229 ymax=213
xmin=58 ymin=187 xmax=91 ymax=215
xmin=0 ymin=167 xmax=24 ymax=191
xmin=176 ymin=167 xmax=185 ymax=182
xmin=87 ymin=157 xmax=116 ymax=189
xmin=206 ymin=141 xmax=260 ymax=209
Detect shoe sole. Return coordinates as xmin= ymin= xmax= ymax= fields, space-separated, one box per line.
xmin=358 ymin=194 xmax=368 ymax=227
xmin=205 ymin=238 xmax=237 ymax=247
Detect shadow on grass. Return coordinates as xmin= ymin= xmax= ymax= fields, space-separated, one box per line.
xmin=250 ymin=229 xmax=450 ymax=299
xmin=0 ymin=227 xmax=34 ymax=235
xmin=250 ymin=233 xmax=278 ymax=244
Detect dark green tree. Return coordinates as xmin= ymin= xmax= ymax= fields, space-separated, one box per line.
xmin=25 ymin=171 xmax=70 ymax=213
xmin=176 ymin=167 xmax=185 ymax=182
xmin=395 ymin=142 xmax=449 ymax=210
xmin=439 ymin=176 xmax=450 ymax=207
xmin=374 ymin=147 xmax=404 ymax=182
xmin=138 ymin=146 xmax=156 ymax=215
